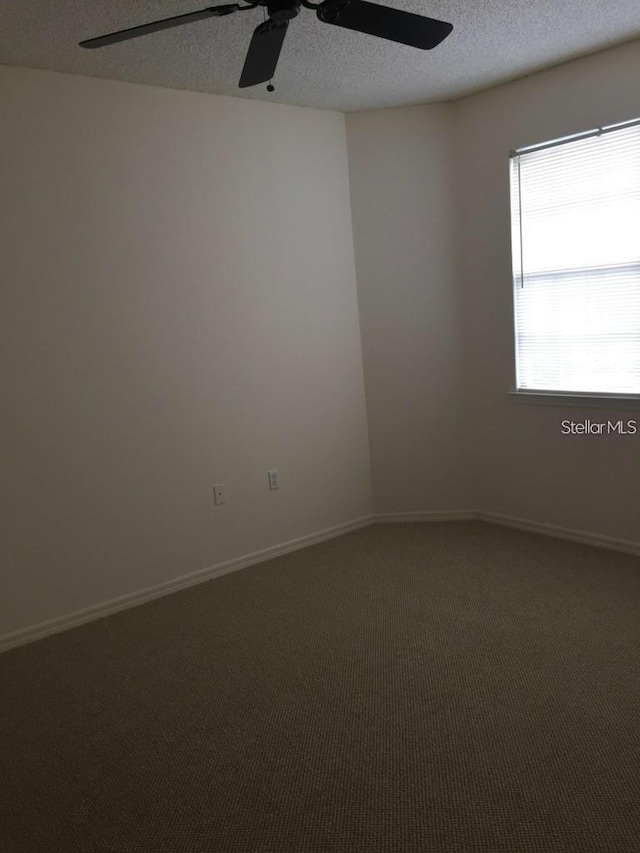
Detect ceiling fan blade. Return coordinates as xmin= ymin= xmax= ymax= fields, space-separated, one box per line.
xmin=239 ymin=20 xmax=288 ymax=88
xmin=79 ymin=5 xmax=239 ymax=49
xmin=316 ymin=0 xmax=452 ymax=50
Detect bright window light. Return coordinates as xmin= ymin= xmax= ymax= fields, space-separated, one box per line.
xmin=510 ymin=121 xmax=640 ymax=395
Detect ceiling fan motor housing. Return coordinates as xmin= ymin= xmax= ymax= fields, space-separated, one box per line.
xmin=317 ymin=0 xmax=351 ymax=24
xmin=267 ymin=0 xmax=301 ymax=22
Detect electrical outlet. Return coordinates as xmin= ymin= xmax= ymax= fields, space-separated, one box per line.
xmin=268 ymin=469 xmax=280 ymax=490
xmin=213 ymin=484 xmax=226 ymax=505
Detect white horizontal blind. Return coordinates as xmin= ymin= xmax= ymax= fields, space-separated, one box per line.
xmin=510 ymin=122 xmax=640 ymax=394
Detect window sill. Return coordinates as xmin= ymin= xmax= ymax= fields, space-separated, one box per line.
xmin=508 ymin=390 xmax=640 ymax=410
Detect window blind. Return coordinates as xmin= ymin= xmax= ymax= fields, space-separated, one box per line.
xmin=510 ymin=121 xmax=640 ymax=395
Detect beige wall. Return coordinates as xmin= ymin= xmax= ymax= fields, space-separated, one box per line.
xmin=454 ymin=39 xmax=640 ymax=543
xmin=346 ymin=39 xmax=640 ymax=542
xmin=346 ymin=106 xmax=472 ymax=513
xmin=3 ymin=40 xmax=640 ymax=642
xmin=0 ymin=67 xmax=372 ymax=637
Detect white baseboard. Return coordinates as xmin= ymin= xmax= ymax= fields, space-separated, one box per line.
xmin=3 ymin=509 xmax=638 ymax=654
xmin=375 ymin=509 xmax=640 ymax=556
xmin=375 ymin=510 xmax=477 ymax=523
xmin=477 ymin=511 xmax=640 ymax=557
xmin=0 ymin=515 xmax=374 ymax=654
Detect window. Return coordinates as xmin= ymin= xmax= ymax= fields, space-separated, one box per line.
xmin=510 ymin=119 xmax=640 ymax=396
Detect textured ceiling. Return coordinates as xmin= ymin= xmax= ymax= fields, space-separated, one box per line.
xmin=2 ymin=1 xmax=640 ymax=111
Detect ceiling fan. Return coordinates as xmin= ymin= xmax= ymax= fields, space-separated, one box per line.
xmin=79 ymin=1 xmax=453 ymax=90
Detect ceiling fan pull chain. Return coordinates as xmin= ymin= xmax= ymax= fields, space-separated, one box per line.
xmin=262 ymin=5 xmax=276 ymax=92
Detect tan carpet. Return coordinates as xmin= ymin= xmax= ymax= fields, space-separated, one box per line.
xmin=2 ymin=521 xmax=640 ymax=852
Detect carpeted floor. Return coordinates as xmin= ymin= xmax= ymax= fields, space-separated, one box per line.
xmin=2 ymin=521 xmax=640 ymax=852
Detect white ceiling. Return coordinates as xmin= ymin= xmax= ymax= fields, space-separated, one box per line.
xmin=2 ymin=1 xmax=640 ymax=112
